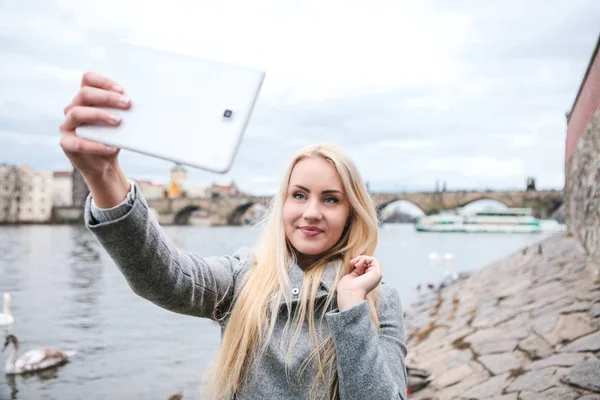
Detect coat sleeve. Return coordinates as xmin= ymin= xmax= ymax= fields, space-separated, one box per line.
xmin=84 ymin=182 xmax=252 ymax=321
xmin=325 ymin=285 xmax=408 ymax=400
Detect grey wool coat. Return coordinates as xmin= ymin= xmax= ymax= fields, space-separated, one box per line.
xmin=85 ymin=182 xmax=408 ymax=399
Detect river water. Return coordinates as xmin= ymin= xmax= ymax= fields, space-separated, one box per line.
xmin=0 ymin=224 xmax=555 ymax=399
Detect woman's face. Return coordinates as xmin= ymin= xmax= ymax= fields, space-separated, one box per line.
xmin=283 ymin=157 xmax=351 ymax=260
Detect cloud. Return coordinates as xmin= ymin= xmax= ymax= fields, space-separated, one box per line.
xmin=0 ymin=0 xmax=598 ymax=195
xmin=425 ymin=157 xmax=525 ymax=178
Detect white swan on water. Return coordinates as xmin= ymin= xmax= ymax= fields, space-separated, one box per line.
xmin=0 ymin=292 xmax=14 ymax=327
xmin=2 ymin=334 xmax=76 ymax=375
xmin=443 ymin=253 xmax=455 ymax=261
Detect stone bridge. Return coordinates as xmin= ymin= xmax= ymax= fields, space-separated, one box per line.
xmin=373 ymin=189 xmax=563 ymax=218
xmin=147 ymin=189 xmax=563 ymax=226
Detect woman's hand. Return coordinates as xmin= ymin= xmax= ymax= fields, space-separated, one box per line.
xmin=336 ymin=255 xmax=383 ymax=311
xmin=59 ymin=71 xmax=133 ymax=207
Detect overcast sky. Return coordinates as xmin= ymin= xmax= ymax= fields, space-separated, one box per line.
xmin=0 ymin=0 xmax=598 ymax=195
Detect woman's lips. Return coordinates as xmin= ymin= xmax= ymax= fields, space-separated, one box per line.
xmin=299 ymin=227 xmax=323 ymax=237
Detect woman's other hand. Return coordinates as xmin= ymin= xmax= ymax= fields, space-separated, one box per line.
xmin=337 ymin=255 xmax=383 ymax=311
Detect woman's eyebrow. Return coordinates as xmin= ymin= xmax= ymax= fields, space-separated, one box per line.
xmin=292 ymin=185 xmax=343 ymax=194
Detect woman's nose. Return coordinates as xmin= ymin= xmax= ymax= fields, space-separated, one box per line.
xmin=303 ymin=201 xmax=323 ymax=220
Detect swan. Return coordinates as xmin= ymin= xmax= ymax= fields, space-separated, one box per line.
xmin=443 ymin=253 xmax=455 ymax=262
xmin=2 ymin=334 xmax=76 ymax=375
xmin=427 ymin=252 xmax=440 ymax=262
xmin=0 ymin=292 xmax=14 ymax=327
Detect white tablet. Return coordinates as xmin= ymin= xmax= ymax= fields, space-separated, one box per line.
xmin=76 ymin=40 xmax=265 ymax=174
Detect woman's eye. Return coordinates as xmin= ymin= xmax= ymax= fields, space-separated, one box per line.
xmin=292 ymin=192 xmax=306 ymax=200
xmin=324 ymin=197 xmax=338 ymax=204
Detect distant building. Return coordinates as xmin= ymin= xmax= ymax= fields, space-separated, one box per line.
xmin=53 ymin=170 xmax=73 ymax=207
xmin=135 ymin=179 xmax=166 ymax=200
xmin=0 ymin=165 xmax=53 ymax=223
xmin=188 ymin=183 xmax=210 ymax=198
xmin=167 ymin=164 xmax=188 ymax=199
xmin=207 ymin=181 xmax=240 ymax=199
xmin=0 ymin=164 xmax=20 ymax=223
xmin=72 ymin=169 xmax=89 ymax=207
xmin=19 ymin=166 xmax=53 ymax=222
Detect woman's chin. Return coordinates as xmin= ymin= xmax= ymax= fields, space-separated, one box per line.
xmin=291 ymin=241 xmax=328 ymax=257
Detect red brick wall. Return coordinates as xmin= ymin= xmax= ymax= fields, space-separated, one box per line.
xmin=566 ymin=40 xmax=600 ymax=161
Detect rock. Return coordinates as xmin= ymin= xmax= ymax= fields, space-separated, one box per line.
xmin=472 ymin=339 xmax=518 ymax=355
xmin=464 ymin=323 xmax=527 ymax=356
xmin=519 ymin=334 xmax=554 ymax=360
xmin=560 ymin=330 xmax=600 ymax=352
xmin=435 ymin=365 xmax=489 ymax=400
xmin=471 ymin=308 xmax=518 ymax=329
xmin=427 ymin=325 xmax=451 ymax=341
xmin=532 ymin=313 xmax=558 ymax=343
xmin=560 ymin=361 xmax=600 ymax=392
xmin=444 ymin=327 xmax=475 ymax=346
xmin=518 ymin=385 xmax=578 ymax=400
xmin=499 ymin=294 xmax=534 ymax=308
xmin=478 ymin=351 xmax=527 ymax=375
xmin=521 ymin=289 xmax=572 ymax=312
xmin=526 ymin=282 xmax=571 ymax=304
xmin=579 ymin=395 xmax=600 ymax=400
xmin=488 ymin=394 xmax=517 ymax=400
xmin=560 ymin=301 xmax=591 ymax=313
xmin=577 ymin=291 xmax=600 ymax=302
xmin=408 ymin=387 xmax=437 ymax=400
xmin=460 ymin=372 xmax=509 ymax=399
xmin=499 ymin=312 xmax=530 ymax=332
xmin=505 ymin=367 xmax=561 ymax=393
xmin=525 ymin=353 xmax=589 ymax=370
xmin=590 ymin=303 xmax=600 ymax=318
xmin=550 ymin=313 xmax=595 ymax=345
xmin=436 ymin=364 xmax=473 ymax=387
xmin=517 ymin=391 xmax=538 ymax=400
xmin=532 ymin=298 xmax=574 ymax=318
xmin=412 ymin=348 xmax=469 ymax=378
xmin=496 ymin=278 xmax=532 ymax=298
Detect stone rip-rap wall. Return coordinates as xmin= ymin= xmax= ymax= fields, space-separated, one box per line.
xmin=565 ymin=111 xmax=600 ymax=276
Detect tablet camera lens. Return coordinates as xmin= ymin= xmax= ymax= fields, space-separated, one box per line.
xmin=224 ymin=110 xmax=233 ymax=118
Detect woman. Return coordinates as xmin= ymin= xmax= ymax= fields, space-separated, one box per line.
xmin=59 ymin=72 xmax=408 ymax=399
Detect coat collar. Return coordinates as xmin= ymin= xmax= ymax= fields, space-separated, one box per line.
xmin=287 ymin=258 xmax=340 ymax=298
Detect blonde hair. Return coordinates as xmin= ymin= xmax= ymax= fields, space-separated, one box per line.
xmin=203 ymin=144 xmax=381 ymax=399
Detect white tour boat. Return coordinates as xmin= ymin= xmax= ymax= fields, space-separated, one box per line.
xmin=414 ymin=207 xmax=565 ymax=234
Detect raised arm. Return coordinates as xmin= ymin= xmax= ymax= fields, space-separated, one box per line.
xmin=85 ymin=182 xmax=251 ymax=320
xmin=59 ymin=72 xmax=250 ymax=321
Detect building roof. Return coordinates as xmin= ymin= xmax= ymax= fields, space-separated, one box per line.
xmin=53 ymin=171 xmax=73 ymax=178
xmin=568 ymin=33 xmax=600 ymax=121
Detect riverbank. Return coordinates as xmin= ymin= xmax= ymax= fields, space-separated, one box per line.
xmin=405 ymin=233 xmax=600 ymax=399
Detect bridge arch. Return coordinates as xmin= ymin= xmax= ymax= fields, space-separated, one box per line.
xmin=227 ymin=202 xmax=267 ymax=226
xmin=460 ymin=198 xmax=509 ymax=210
xmin=377 ymin=199 xmax=425 ymax=223
xmin=174 ymin=205 xmax=203 ymax=225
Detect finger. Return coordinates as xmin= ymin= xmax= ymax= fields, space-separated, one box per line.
xmin=364 ymin=260 xmax=383 ymax=279
xmin=365 ymin=259 xmax=381 ymax=273
xmin=62 ymin=106 xmax=122 ymax=132
xmin=65 ymin=87 xmax=131 ymax=115
xmin=60 ymin=133 xmax=119 ymax=156
xmin=77 ymin=86 xmax=131 ymax=109
xmin=81 ymin=71 xmax=124 ymax=93
xmin=353 ymin=259 xmax=369 ymax=275
xmin=353 ymin=264 xmax=367 ymax=276
xmin=350 ymin=255 xmax=369 ymax=264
